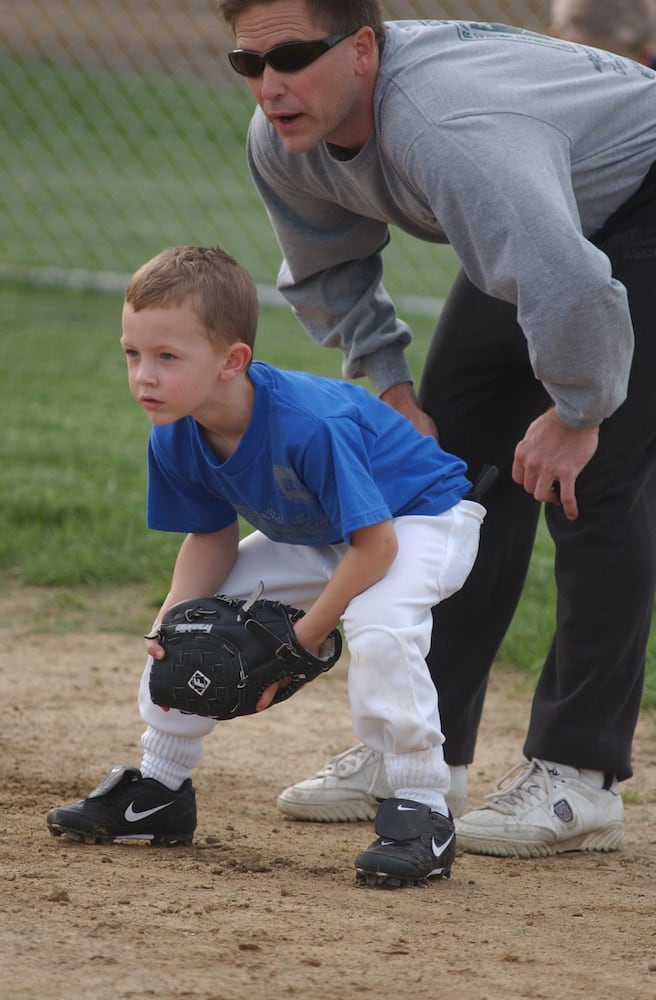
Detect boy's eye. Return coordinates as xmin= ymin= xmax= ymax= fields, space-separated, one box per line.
xmin=160 ymin=352 xmax=177 ymax=361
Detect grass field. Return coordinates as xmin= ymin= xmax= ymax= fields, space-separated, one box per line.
xmin=3 ymin=280 xmax=655 ymax=706
xmin=1 ymin=280 xmax=436 ymax=594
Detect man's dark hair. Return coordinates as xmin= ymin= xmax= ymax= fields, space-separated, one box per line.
xmin=218 ymin=0 xmax=386 ymax=47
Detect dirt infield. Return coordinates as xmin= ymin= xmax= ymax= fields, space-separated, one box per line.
xmin=2 ymin=587 xmax=655 ymax=1000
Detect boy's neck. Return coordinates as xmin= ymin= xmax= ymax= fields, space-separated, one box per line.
xmin=200 ymin=370 xmax=255 ymax=461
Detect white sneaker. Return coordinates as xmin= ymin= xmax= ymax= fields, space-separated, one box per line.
xmin=455 ymin=758 xmax=624 ymax=858
xmin=276 ymin=744 xmax=468 ymax=821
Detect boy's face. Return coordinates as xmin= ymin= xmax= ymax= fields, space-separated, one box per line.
xmin=233 ymin=0 xmax=376 ymax=154
xmin=120 ymin=300 xmax=230 ymax=426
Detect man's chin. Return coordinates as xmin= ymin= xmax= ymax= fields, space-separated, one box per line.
xmin=275 ymin=125 xmax=321 ymax=155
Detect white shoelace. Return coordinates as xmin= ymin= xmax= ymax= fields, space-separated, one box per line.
xmin=481 ymin=759 xmax=558 ymax=816
xmin=318 ymin=744 xmax=375 ymax=777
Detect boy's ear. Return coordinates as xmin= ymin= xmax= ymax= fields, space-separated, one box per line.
xmin=221 ymin=341 xmax=252 ymax=379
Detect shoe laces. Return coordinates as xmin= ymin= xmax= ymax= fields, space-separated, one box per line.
xmin=482 ymin=759 xmax=560 ymax=816
xmin=318 ymin=744 xmax=375 ymax=778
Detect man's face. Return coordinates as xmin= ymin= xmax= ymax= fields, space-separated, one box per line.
xmin=232 ymin=0 xmax=376 ymax=154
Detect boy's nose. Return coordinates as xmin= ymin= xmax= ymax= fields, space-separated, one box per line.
xmin=135 ymin=362 xmax=157 ymax=385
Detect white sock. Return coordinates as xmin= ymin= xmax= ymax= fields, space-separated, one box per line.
xmin=394 ymin=787 xmax=449 ymax=816
xmin=543 ymin=760 xmax=611 ymax=790
xmin=140 ymin=727 xmax=203 ymax=790
xmin=384 ymin=747 xmax=450 ymax=817
xmin=579 ymin=767 xmax=616 ymax=790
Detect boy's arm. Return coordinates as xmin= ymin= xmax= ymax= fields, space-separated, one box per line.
xmin=146 ymin=522 xmax=240 ymax=661
xmin=256 ymin=520 xmax=397 ymax=713
xmin=295 ymin=520 xmax=398 ymax=656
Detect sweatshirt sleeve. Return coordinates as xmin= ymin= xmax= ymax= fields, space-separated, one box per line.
xmin=246 ymin=115 xmax=414 ymax=396
xmin=405 ymin=113 xmax=634 ymax=428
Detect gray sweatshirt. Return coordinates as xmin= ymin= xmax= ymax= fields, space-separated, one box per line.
xmin=246 ymin=20 xmax=656 ymax=428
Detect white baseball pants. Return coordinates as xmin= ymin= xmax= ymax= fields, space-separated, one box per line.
xmin=138 ymin=501 xmax=484 ymax=809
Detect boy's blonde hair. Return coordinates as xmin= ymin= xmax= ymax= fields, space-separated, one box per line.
xmin=125 ymin=245 xmax=259 ymax=350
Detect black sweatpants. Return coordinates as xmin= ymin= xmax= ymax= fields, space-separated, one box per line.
xmin=419 ymin=170 xmax=656 ymax=781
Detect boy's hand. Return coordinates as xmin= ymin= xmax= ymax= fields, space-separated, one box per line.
xmin=144 ymin=630 xmax=166 ymax=661
xmin=292 ymin=617 xmax=327 ymax=659
xmin=255 ymin=620 xmax=335 ymax=711
xmin=256 ymin=677 xmax=292 ymax=712
xmin=144 ymin=629 xmax=169 ymax=709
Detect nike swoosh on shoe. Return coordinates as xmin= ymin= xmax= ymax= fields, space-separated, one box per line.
xmin=432 ymin=832 xmax=455 ymax=858
xmin=124 ymin=801 xmax=175 ymax=822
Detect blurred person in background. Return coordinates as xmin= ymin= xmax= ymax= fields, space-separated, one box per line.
xmin=549 ymin=0 xmax=656 ymax=66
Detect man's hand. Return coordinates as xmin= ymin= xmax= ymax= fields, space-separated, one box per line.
xmin=512 ymin=408 xmax=599 ymax=520
xmin=380 ymin=382 xmax=439 ymax=439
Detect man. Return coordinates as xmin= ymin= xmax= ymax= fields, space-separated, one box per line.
xmin=218 ymin=0 xmax=656 ymax=857
xmin=549 ymin=0 xmax=656 ymax=67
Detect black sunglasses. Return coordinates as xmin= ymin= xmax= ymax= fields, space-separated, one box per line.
xmin=228 ymin=28 xmax=359 ymax=78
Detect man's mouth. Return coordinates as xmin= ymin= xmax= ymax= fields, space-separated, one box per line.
xmin=271 ymin=112 xmax=302 ymax=128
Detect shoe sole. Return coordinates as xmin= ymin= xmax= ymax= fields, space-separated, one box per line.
xmin=277 ymin=795 xmax=380 ymax=822
xmin=47 ymin=822 xmax=194 ymax=847
xmin=355 ymin=867 xmax=451 ymax=888
xmin=457 ymin=823 xmax=624 ymax=858
xmin=277 ymin=794 xmax=468 ymax=823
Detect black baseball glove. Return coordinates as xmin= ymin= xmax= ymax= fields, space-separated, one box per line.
xmin=148 ymin=586 xmax=342 ymax=720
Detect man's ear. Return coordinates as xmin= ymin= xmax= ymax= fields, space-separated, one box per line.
xmin=221 ymin=341 xmax=252 ymax=379
xmin=353 ymin=25 xmax=379 ymax=75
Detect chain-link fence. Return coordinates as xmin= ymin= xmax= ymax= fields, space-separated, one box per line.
xmin=1 ymin=1 xmax=550 ymax=303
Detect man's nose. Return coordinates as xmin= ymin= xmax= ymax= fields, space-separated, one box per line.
xmin=258 ymin=63 xmax=287 ymax=100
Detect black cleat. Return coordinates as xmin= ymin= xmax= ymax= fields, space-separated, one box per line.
xmin=355 ymin=797 xmax=456 ymax=888
xmin=46 ymin=765 xmax=196 ymax=846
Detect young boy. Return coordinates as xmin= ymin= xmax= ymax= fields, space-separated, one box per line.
xmin=46 ymin=245 xmax=485 ymax=887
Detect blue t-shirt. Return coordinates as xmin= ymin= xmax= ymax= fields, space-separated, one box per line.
xmin=147 ymin=362 xmax=470 ymax=545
